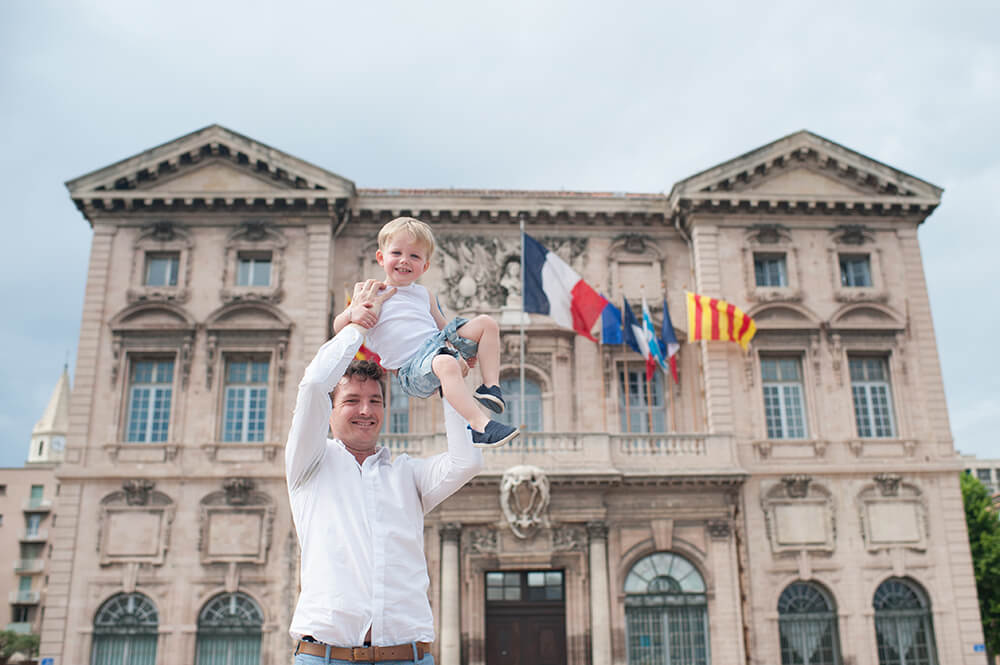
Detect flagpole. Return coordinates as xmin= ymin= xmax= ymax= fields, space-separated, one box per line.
xmin=519 ymin=215 xmax=526 ymax=433
xmin=665 ymin=283 xmax=677 ymax=434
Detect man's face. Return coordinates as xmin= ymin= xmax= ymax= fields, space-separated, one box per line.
xmin=329 ymin=376 xmax=384 ymax=449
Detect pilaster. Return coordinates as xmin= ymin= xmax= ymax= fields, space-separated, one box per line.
xmin=587 ymin=521 xmax=612 ymax=665
xmin=439 ymin=523 xmax=462 ymax=665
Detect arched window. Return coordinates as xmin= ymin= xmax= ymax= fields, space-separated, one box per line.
xmin=778 ymin=582 xmax=841 ymax=665
xmin=196 ymin=592 xmax=263 ymax=665
xmin=873 ymin=579 xmax=938 ymax=665
xmin=624 ymin=552 xmax=709 ymax=665
xmin=91 ymin=593 xmax=158 ymax=665
xmin=496 ymin=376 xmax=542 ymax=431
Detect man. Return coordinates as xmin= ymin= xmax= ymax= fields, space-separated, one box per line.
xmin=285 ymin=279 xmax=484 ymax=664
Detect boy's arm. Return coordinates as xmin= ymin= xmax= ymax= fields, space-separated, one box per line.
xmin=333 ymin=284 xmax=383 ymax=333
xmin=428 ymin=288 xmax=448 ymax=330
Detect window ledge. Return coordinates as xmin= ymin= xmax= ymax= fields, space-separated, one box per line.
xmin=750 ymin=288 xmax=802 ymax=303
xmin=104 ymin=442 xmax=180 ymax=463
xmin=126 ymin=286 xmax=190 ymax=304
xmin=834 ymin=288 xmax=888 ymax=304
xmin=202 ymin=442 xmax=280 ymax=463
xmin=220 ymin=287 xmax=283 ymax=304
xmin=848 ymin=438 xmax=915 ymax=458
xmin=753 ymin=439 xmax=828 ymax=460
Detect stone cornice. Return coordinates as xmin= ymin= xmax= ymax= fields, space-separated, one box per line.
xmin=72 ymin=191 xmax=345 ymax=218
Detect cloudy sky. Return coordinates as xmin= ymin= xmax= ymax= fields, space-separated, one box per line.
xmin=0 ymin=0 xmax=996 ymax=467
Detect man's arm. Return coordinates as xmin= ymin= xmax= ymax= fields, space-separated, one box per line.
xmin=287 ymin=280 xmax=395 ymax=490
xmin=285 ymin=324 xmax=366 ymax=491
xmin=413 ymin=399 xmax=484 ymax=513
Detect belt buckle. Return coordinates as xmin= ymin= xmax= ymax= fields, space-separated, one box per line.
xmin=352 ymin=646 xmax=373 ymax=661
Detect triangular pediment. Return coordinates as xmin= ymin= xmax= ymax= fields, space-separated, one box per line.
xmin=66 ymin=124 xmax=356 ymax=200
xmin=146 ymin=161 xmax=292 ymax=193
xmin=668 ymin=130 xmax=942 ymax=213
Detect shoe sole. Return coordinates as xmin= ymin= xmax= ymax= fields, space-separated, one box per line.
xmin=475 ymin=393 xmax=505 ymax=414
xmin=472 ymin=428 xmax=520 ymax=449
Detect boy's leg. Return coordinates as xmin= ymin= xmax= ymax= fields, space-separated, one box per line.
xmin=431 ymin=354 xmax=491 ymax=432
xmin=456 ymin=315 xmax=500 ymax=386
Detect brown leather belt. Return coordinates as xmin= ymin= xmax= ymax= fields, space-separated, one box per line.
xmin=296 ymin=639 xmax=431 ymax=662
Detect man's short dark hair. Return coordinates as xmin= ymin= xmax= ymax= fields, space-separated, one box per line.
xmin=331 ymin=360 xmax=386 ymax=401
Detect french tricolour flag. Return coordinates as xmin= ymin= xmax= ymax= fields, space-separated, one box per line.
xmin=523 ymin=233 xmax=608 ymax=342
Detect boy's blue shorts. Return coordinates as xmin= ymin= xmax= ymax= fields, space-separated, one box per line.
xmin=396 ymin=317 xmax=478 ymax=398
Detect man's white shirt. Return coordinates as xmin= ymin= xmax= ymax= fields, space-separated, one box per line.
xmin=285 ymin=325 xmax=483 ymax=647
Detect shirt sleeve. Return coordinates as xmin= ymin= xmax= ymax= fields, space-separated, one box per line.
xmin=285 ymin=325 xmax=365 ymax=491
xmin=414 ymin=398 xmax=485 ymax=513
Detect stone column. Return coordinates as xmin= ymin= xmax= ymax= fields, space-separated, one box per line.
xmin=588 ymin=521 xmax=612 ymax=665
xmin=439 ymin=523 xmax=462 ymax=665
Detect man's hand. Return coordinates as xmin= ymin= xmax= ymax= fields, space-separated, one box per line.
xmin=350 ymin=279 xmax=397 ymax=328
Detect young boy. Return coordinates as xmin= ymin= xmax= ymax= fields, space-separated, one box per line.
xmin=333 ymin=217 xmax=519 ymax=448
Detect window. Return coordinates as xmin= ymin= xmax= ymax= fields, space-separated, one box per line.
xmin=11 ymin=606 xmax=31 ymax=623
xmin=144 ymin=252 xmax=179 ymax=287
xmin=30 ymin=485 xmax=43 ymax=500
xmin=619 ymin=364 xmax=665 ymax=433
xmin=762 ymin=357 xmax=808 ymax=439
xmin=196 ymin=593 xmax=263 ymax=665
xmin=126 ymin=360 xmax=174 ymax=443
xmin=236 ymin=252 xmax=272 ymax=287
xmin=850 ymin=357 xmax=896 ymax=438
xmin=26 ymin=514 xmax=41 ymax=536
xmin=92 ymin=593 xmax=158 ymax=665
xmin=0 ymin=515 xmax=4 ymax=527
xmin=625 ymin=552 xmax=709 ymax=665
xmin=778 ymin=582 xmax=841 ymax=665
xmin=222 ymin=359 xmax=269 ymax=443
xmin=0 ymin=484 xmax=7 ymax=495
xmin=754 ymin=253 xmax=788 ymax=287
xmin=387 ymin=373 xmax=410 ymax=434
xmin=486 ymin=570 xmax=563 ymax=602
xmin=839 ymin=255 xmax=872 ymax=287
xmin=873 ymin=579 xmax=938 ymax=665
xmin=496 ymin=376 xmax=543 ymax=431
xmin=21 ymin=543 xmax=43 ymax=560
xmin=18 ymin=576 xmax=31 ymax=592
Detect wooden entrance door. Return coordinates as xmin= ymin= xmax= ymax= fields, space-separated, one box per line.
xmin=485 ymin=571 xmax=567 ymax=665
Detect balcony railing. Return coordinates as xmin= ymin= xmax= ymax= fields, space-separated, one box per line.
xmin=22 ymin=497 xmax=52 ymax=512
xmin=18 ymin=529 xmax=48 ymax=542
xmin=381 ymin=432 xmax=742 ymax=475
xmin=5 ymin=622 xmax=31 ymax=634
xmin=13 ymin=559 xmax=44 ymax=574
xmin=9 ymin=591 xmax=40 ymax=604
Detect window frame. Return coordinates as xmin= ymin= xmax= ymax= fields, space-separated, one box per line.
xmin=777 ymin=581 xmax=842 ymax=665
xmin=235 ymin=251 xmax=273 ymax=287
xmin=754 ymin=252 xmax=789 ymax=288
xmin=617 ymin=361 xmax=666 ymax=434
xmin=839 ymin=254 xmax=873 ymax=288
xmin=760 ymin=355 xmax=809 ymax=440
xmin=143 ymin=252 xmax=180 ymax=287
xmin=848 ymin=355 xmax=897 ymax=439
xmin=123 ymin=357 xmax=176 ymax=444
xmin=127 ymin=223 xmax=193 ymax=304
xmin=220 ymin=355 xmax=271 ymax=443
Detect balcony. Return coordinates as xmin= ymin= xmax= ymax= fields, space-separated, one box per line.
xmin=381 ymin=432 xmax=744 ymax=477
xmin=22 ymin=497 xmax=52 ymax=512
xmin=5 ymin=622 xmax=32 ymax=634
xmin=18 ymin=529 xmax=48 ymax=543
xmin=9 ymin=591 xmax=40 ymax=604
xmin=14 ymin=559 xmax=44 ymax=574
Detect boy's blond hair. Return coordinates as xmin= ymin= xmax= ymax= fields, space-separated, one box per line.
xmin=378 ymin=217 xmax=436 ymax=258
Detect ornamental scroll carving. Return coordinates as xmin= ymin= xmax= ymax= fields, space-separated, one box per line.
xmin=500 ymin=465 xmax=551 ymax=539
xmin=97 ymin=481 xmax=175 ymax=566
xmin=199 ymin=478 xmax=275 ymax=564
xmin=761 ymin=477 xmax=836 ymax=554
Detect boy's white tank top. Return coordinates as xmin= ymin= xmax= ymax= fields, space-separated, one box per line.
xmin=363 ymin=283 xmax=438 ymax=369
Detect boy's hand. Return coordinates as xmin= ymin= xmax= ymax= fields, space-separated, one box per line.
xmin=351 ymin=279 xmax=397 ymax=326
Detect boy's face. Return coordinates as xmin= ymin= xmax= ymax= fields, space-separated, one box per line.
xmin=376 ymin=234 xmax=431 ymax=287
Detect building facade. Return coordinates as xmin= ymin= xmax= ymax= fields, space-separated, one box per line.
xmin=0 ymin=368 xmax=66 ymax=638
xmin=40 ymin=125 xmax=985 ymax=664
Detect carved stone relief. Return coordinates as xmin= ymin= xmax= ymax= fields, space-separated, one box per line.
xmin=500 ymin=465 xmax=551 ymax=539
xmin=98 ymin=481 xmax=175 ymax=566
xmin=552 ymin=525 xmax=587 ymax=552
xmin=435 ymin=235 xmax=587 ymax=312
xmin=198 ymin=478 xmax=275 ymax=564
xmin=463 ymin=527 xmax=499 ymax=554
xmin=761 ymin=478 xmax=836 ymax=554
xmin=857 ymin=477 xmax=928 ymax=553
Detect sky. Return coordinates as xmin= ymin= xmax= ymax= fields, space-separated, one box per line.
xmin=0 ymin=0 xmax=996 ymax=466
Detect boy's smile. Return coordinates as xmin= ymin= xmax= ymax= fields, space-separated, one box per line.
xmin=376 ymin=235 xmax=430 ymax=287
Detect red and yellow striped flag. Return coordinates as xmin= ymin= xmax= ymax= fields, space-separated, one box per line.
xmin=686 ymin=292 xmax=757 ymax=350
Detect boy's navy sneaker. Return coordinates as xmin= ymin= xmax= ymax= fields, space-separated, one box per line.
xmin=474 ymin=384 xmax=506 ymax=414
xmin=470 ymin=420 xmax=520 ymax=449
